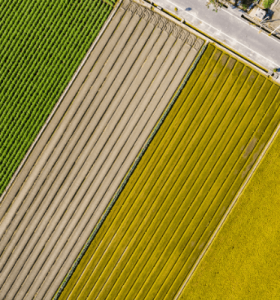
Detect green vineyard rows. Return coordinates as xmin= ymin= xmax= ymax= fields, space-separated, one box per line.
xmin=59 ymin=44 xmax=280 ymax=299
xmin=0 ymin=0 xmax=115 ymax=194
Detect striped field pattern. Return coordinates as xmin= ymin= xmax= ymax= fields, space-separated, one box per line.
xmin=0 ymin=1 xmax=204 ymax=299
xmin=0 ymin=0 xmax=115 ymax=195
xmin=60 ymin=44 xmax=280 ymax=299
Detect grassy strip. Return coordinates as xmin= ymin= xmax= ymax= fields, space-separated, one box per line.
xmin=0 ymin=0 xmax=115 ymax=195
xmin=179 ymin=124 xmax=280 ymax=300
xmin=55 ymin=42 xmax=208 ymax=300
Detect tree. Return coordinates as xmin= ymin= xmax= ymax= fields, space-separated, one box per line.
xmin=206 ymin=0 xmax=239 ymax=12
xmin=206 ymin=0 xmax=222 ymax=12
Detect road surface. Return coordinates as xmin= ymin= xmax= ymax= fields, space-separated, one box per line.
xmin=155 ymin=0 xmax=280 ymax=75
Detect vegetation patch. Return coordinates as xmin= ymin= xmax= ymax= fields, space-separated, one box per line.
xmin=179 ymin=130 xmax=280 ymax=300
xmin=58 ymin=44 xmax=280 ymax=299
xmin=0 ymin=0 xmax=115 ymax=195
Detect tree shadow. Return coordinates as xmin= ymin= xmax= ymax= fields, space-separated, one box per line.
xmin=267 ymin=9 xmax=274 ymax=18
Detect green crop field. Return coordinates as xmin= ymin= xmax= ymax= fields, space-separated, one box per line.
xmin=0 ymin=0 xmax=115 ymax=195
xmin=58 ymin=44 xmax=280 ymax=299
xmin=179 ymin=130 xmax=280 ymax=300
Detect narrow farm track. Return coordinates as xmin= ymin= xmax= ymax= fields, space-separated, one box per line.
xmin=61 ymin=44 xmax=280 ymax=300
xmin=0 ymin=1 xmax=203 ymax=299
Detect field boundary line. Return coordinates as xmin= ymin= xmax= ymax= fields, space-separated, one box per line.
xmin=0 ymin=0 xmax=120 ymax=203
xmin=175 ymin=112 xmax=280 ymax=300
xmin=52 ymin=42 xmax=208 ymax=300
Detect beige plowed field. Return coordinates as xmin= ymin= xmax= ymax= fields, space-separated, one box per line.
xmin=0 ymin=0 xmax=204 ymax=298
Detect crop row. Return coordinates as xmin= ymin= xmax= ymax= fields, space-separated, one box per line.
xmin=180 ymin=111 xmax=280 ymax=300
xmin=60 ymin=44 xmax=280 ymax=299
xmin=60 ymin=45 xmax=222 ymax=299
xmin=0 ymin=0 xmax=114 ymax=194
xmin=0 ymin=4 xmax=205 ymax=298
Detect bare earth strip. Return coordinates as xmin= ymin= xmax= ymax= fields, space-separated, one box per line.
xmin=0 ymin=0 xmax=204 ymax=299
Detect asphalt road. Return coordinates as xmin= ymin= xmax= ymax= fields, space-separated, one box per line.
xmin=156 ymin=0 xmax=280 ymax=73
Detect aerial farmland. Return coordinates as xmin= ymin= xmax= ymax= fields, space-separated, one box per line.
xmin=0 ymin=0 xmax=204 ymax=298
xmin=58 ymin=43 xmax=280 ymax=300
xmin=0 ymin=0 xmax=280 ymax=299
